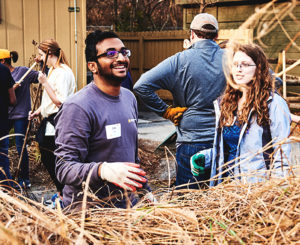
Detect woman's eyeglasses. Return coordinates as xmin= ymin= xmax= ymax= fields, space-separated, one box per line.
xmin=96 ymin=49 xmax=131 ymax=59
xmin=233 ymin=62 xmax=256 ymax=69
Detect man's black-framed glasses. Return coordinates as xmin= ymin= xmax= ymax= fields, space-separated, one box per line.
xmin=96 ymin=49 xmax=131 ymax=59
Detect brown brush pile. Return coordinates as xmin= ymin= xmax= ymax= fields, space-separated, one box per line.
xmin=9 ymin=141 xmax=54 ymax=188
xmin=0 ymin=175 xmax=299 ymax=244
xmin=1 ymin=1 xmax=299 ymax=244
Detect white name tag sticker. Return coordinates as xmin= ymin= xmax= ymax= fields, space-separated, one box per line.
xmin=105 ymin=123 xmax=121 ymax=139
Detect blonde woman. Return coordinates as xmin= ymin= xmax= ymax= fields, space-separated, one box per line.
xmin=29 ymin=39 xmax=75 ymax=194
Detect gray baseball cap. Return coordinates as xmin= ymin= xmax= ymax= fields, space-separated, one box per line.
xmin=190 ymin=13 xmax=218 ymax=33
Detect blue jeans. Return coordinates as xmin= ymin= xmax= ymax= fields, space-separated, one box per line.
xmin=175 ymin=142 xmax=212 ymax=189
xmin=0 ymin=119 xmax=13 ymax=186
xmin=4 ymin=118 xmax=30 ymax=181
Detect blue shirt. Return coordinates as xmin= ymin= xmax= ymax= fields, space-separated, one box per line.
xmin=223 ymin=124 xmax=241 ymax=165
xmin=134 ymin=39 xmax=226 ymax=144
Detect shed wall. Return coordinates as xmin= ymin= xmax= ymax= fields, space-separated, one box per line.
xmin=0 ymin=0 xmax=86 ymax=90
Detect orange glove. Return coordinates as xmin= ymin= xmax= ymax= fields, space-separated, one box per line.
xmin=163 ymin=106 xmax=187 ymax=126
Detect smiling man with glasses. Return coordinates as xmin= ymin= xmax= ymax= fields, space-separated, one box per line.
xmin=54 ymin=30 xmax=154 ymax=210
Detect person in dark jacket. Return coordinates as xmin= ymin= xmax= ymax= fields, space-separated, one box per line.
xmin=0 ymin=61 xmax=16 ymax=187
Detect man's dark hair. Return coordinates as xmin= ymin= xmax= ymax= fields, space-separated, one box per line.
xmin=191 ymin=24 xmax=218 ymax=40
xmin=85 ymin=30 xmax=120 ymax=62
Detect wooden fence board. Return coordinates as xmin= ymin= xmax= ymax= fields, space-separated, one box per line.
xmin=23 ymin=0 xmax=39 ymax=65
xmin=118 ymin=29 xmax=253 ymax=100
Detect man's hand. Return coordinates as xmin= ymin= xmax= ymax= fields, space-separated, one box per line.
xmin=163 ymin=106 xmax=187 ymax=126
xmin=190 ymin=153 xmax=205 ymax=176
xmin=99 ymin=162 xmax=147 ymax=192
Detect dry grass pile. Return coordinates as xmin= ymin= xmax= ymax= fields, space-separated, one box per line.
xmin=0 ymin=176 xmax=300 ymax=244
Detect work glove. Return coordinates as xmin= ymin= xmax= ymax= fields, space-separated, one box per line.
xmin=163 ymin=106 xmax=187 ymax=126
xmin=100 ymin=162 xmax=147 ymax=192
xmin=190 ymin=153 xmax=206 ymax=176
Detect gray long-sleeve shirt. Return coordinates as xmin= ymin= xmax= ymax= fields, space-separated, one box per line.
xmin=134 ymin=39 xmax=226 ymax=144
xmin=55 ymin=82 xmax=140 ymax=208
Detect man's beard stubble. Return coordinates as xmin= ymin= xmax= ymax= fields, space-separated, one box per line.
xmin=96 ymin=61 xmax=128 ymax=87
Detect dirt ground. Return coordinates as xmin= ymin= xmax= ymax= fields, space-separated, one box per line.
xmin=8 ymin=137 xmax=176 ymax=198
xmin=138 ymin=139 xmax=177 ymax=189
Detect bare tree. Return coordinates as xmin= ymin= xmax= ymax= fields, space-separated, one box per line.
xmin=130 ymin=0 xmax=137 ymax=30
xmin=114 ymin=0 xmax=118 ymax=29
xmin=86 ymin=0 xmax=182 ymax=31
xmin=191 ymin=0 xmax=218 ymax=13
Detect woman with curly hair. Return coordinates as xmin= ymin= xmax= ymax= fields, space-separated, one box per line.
xmin=191 ymin=43 xmax=291 ymax=184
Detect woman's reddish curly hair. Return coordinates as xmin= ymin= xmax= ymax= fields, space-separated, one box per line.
xmin=219 ymin=43 xmax=274 ymax=128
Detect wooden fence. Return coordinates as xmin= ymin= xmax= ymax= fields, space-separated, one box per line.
xmin=117 ymin=29 xmax=300 ymax=109
xmin=117 ymin=29 xmax=253 ymax=83
xmin=275 ymin=50 xmax=300 ymax=110
xmin=117 ymin=29 xmax=253 ymax=100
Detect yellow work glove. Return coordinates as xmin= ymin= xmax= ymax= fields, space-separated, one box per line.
xmin=163 ymin=106 xmax=187 ymax=126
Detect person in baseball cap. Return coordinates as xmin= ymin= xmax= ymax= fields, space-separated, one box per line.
xmin=0 ymin=49 xmax=11 ymax=59
xmin=134 ymin=12 xmax=226 ymax=190
xmin=190 ymin=13 xmax=218 ymax=33
xmin=183 ymin=13 xmax=219 ymax=49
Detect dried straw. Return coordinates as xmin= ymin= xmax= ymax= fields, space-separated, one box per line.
xmin=0 ymin=168 xmax=300 ymax=244
xmin=1 ymin=1 xmax=299 ymax=244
